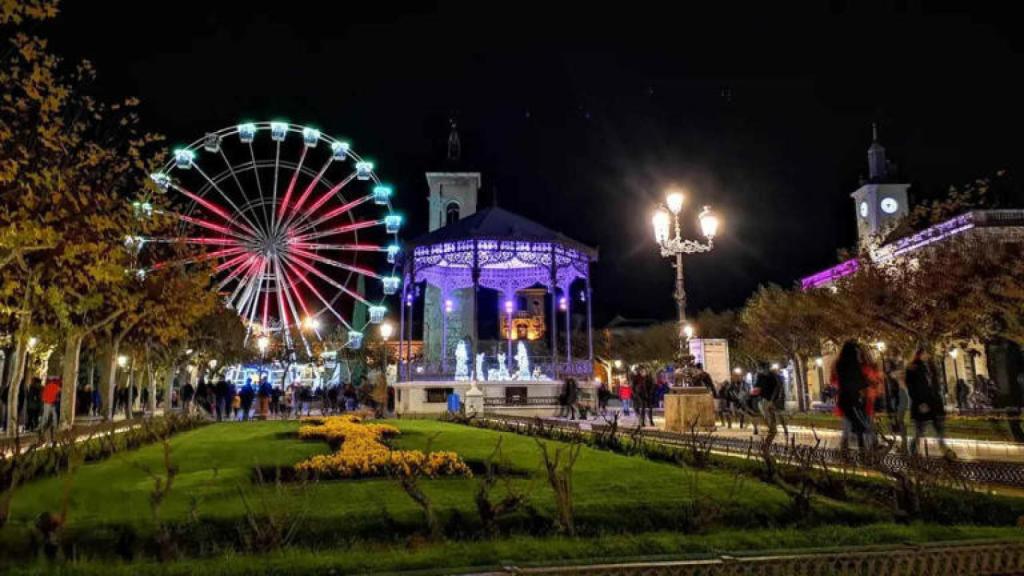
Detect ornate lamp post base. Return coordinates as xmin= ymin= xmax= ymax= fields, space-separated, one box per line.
xmin=663 ymin=386 xmax=716 ymax=432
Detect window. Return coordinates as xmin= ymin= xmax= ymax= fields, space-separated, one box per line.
xmin=426 ymin=387 xmax=453 ymax=403
xmin=445 ymin=202 xmax=460 ymax=226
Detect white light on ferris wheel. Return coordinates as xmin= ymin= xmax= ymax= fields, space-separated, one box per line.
xmin=369 ymin=305 xmax=387 ymax=324
xmin=174 ymin=149 xmax=194 ymax=169
xmin=386 ymin=243 xmax=400 ymax=264
xmin=382 ymin=276 xmax=401 ymax=295
xmin=384 ymin=215 xmax=402 ymax=234
xmin=373 ymin=185 xmax=392 ymax=205
xmin=302 ymin=127 xmax=320 ymax=147
xmin=150 ymin=172 xmax=171 ymax=191
xmin=238 ymin=123 xmax=257 ymax=143
xmin=331 ymin=141 xmax=349 ymax=161
xmin=346 ymin=331 xmax=364 ymax=349
xmin=355 ymin=161 xmax=373 ymax=180
xmin=270 ymin=122 xmax=288 ymax=142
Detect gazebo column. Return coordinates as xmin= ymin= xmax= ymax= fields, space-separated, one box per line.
xmin=564 ymin=282 xmax=572 ymax=367
xmin=549 ymin=247 xmax=559 ymax=378
xmin=440 ymin=288 xmax=449 ymax=374
xmin=504 ymin=290 xmax=513 ymax=367
xmin=471 ymin=241 xmax=480 ymax=380
xmin=585 ymin=267 xmax=594 ymax=367
xmin=399 ymin=279 xmax=407 ymax=382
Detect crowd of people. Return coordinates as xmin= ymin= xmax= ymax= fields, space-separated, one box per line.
xmin=177 ymin=375 xmax=376 ymax=422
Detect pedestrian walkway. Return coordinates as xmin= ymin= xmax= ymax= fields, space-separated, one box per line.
xmin=552 ymin=411 xmax=1024 ymax=463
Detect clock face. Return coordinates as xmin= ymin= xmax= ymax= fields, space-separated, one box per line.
xmin=880 ymin=197 xmax=899 ymax=214
xmin=859 ymin=201 xmax=868 ymax=219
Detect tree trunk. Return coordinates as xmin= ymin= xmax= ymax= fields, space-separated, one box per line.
xmin=793 ymin=355 xmax=808 ymax=412
xmin=97 ymin=344 xmax=114 ymax=420
xmin=59 ymin=333 xmax=84 ymax=429
xmin=164 ymin=365 xmax=176 ymax=412
xmin=147 ymin=361 xmax=157 ymax=415
xmin=5 ymin=301 xmax=32 ymax=434
xmin=104 ymin=338 xmax=122 ymax=421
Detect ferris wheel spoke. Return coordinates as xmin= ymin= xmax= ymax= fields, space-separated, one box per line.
xmin=219 ymin=147 xmax=267 ymax=232
xmin=275 ymin=256 xmax=312 ymax=352
xmin=290 ymin=172 xmax=362 ymax=230
xmin=277 ymin=260 xmax=314 ymax=325
xmin=283 ymin=251 xmax=373 ymax=306
xmin=291 ymin=218 xmax=384 ymax=243
xmin=143 ymin=236 xmax=242 ymax=247
xmin=227 ymin=261 xmax=260 ymax=311
xmin=270 ymin=141 xmax=281 ymax=237
xmin=151 ymin=246 xmax=246 ymax=271
xmin=216 ymin=251 xmax=254 ymax=274
xmin=291 ymin=242 xmax=385 ymax=253
xmin=276 ymin=146 xmax=308 ymax=231
xmin=221 ymin=254 xmax=259 ymax=295
xmin=281 ymin=257 xmax=353 ymax=330
xmin=241 ymin=259 xmax=268 ymax=331
xmin=175 ymin=213 xmax=256 ymax=244
xmin=170 ymin=181 xmax=258 ymax=238
xmin=281 ymin=156 xmax=332 ymax=229
xmin=191 ymin=164 xmax=264 ymax=237
xmin=288 ymin=247 xmax=381 ymax=281
xmin=248 ymin=142 xmax=271 ymax=230
xmin=271 ymin=257 xmax=294 ymax=349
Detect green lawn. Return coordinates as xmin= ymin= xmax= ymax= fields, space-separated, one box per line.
xmin=2 ymin=418 xmax=1022 ymax=573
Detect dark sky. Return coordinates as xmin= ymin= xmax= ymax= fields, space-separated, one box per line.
xmin=43 ymin=1 xmax=1024 ymax=324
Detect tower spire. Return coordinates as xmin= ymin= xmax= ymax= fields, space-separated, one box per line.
xmin=447 ymin=118 xmax=461 ymax=162
xmin=867 ymin=122 xmax=887 ymax=181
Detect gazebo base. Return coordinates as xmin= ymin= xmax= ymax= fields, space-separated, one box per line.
xmin=392 ymin=379 xmax=571 ymax=416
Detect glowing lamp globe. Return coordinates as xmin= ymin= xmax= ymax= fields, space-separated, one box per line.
xmin=683 ymin=324 xmax=695 ymax=339
xmin=256 ymin=336 xmax=269 ymax=354
xmin=699 ymin=206 xmax=719 ymax=239
xmin=666 ymin=191 xmax=685 ymax=215
xmin=652 ymin=209 xmax=671 ymax=244
xmin=380 ymin=321 xmax=394 ymax=341
xmin=117 ymin=354 xmax=128 ymax=368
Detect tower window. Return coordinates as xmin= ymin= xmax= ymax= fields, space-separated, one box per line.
xmin=445 ymin=201 xmax=460 ymax=226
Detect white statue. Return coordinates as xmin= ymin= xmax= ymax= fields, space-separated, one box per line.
xmin=515 ymin=342 xmax=531 ymax=380
xmin=496 ymin=352 xmax=510 ymax=381
xmin=475 ymin=352 xmax=485 ymax=382
xmin=455 ymin=341 xmax=470 ymax=381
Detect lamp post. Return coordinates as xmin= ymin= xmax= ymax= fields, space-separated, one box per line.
xmin=257 ymin=335 xmax=269 ymax=384
xmin=652 ymin=189 xmax=719 ymax=365
xmin=380 ymin=321 xmax=394 ymax=375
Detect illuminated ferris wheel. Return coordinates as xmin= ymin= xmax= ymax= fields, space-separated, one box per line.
xmin=136 ymin=121 xmax=402 ymax=352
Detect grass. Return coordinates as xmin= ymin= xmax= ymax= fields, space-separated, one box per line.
xmin=8 ymin=525 xmax=1024 ymax=575
xmin=2 ymin=418 xmax=1023 ymax=573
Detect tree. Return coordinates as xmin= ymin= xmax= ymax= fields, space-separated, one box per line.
xmin=740 ymin=285 xmax=833 ymax=411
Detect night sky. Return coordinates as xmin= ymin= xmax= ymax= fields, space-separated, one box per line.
xmin=43 ymin=1 xmax=1024 ymax=324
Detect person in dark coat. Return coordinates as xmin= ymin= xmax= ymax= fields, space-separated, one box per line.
xmin=181 ymin=381 xmax=195 ymax=414
xmin=905 ymin=347 xmax=952 ymax=457
xmin=239 ymin=379 xmax=256 ymax=422
xmin=633 ymin=368 xmax=655 ymax=427
xmin=214 ymin=378 xmax=230 ymax=421
xmin=830 ymin=342 xmax=881 ymax=450
xmin=562 ymin=378 xmax=579 ymax=420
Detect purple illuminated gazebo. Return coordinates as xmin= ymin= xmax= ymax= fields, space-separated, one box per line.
xmin=397 ymin=207 xmax=598 ymax=382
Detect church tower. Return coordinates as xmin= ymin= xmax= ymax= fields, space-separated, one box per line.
xmin=423 ymin=121 xmax=481 ymax=365
xmin=850 ymin=124 xmax=910 ymax=250
xmin=425 ymin=121 xmax=481 ymax=232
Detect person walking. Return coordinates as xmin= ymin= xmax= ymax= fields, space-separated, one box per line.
xmin=906 ymin=347 xmax=953 ymax=458
xmin=563 ymin=378 xmax=579 ymax=420
xmin=596 ymin=379 xmax=611 ymax=416
xmin=214 ymin=377 xmax=229 ymax=421
xmin=181 ymin=380 xmax=195 ymax=415
xmin=634 ymin=368 xmax=655 ymax=427
xmin=753 ymin=363 xmax=785 ymax=438
xmin=257 ymin=377 xmax=273 ymax=420
xmin=618 ymin=375 xmax=633 ymax=416
xmin=831 ymin=341 xmax=881 ymax=451
xmin=40 ymin=377 xmax=61 ymax=431
xmin=239 ymin=378 xmax=256 ymax=422
xmin=26 ymin=378 xmax=43 ymax=431
xmin=955 ymin=378 xmax=970 ymax=412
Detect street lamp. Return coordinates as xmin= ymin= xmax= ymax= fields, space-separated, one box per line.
xmin=683 ymin=324 xmax=695 ymax=340
xmin=257 ymin=336 xmax=269 ymax=383
xmin=380 ymin=321 xmax=394 ymax=375
xmin=117 ymin=355 xmax=128 ymax=369
xmin=651 ymin=189 xmax=718 ymax=364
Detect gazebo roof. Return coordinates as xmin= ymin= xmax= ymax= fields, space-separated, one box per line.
xmin=406 ymin=207 xmax=598 ymax=260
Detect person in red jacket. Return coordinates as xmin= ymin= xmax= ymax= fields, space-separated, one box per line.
xmin=830 ymin=341 xmax=882 ymax=450
xmin=41 ymin=377 xmax=62 ymax=431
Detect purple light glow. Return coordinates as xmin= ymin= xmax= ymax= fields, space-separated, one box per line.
xmin=559 ymin=296 xmax=568 ymax=311
xmin=800 ymin=213 xmax=979 ymax=290
xmin=504 ymin=300 xmax=514 ymax=314
xmin=444 ymin=298 xmax=453 ymax=313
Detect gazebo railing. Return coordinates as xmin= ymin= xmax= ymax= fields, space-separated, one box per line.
xmin=399 ymin=357 xmax=593 ymax=382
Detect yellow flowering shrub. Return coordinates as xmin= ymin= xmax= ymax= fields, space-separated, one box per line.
xmin=294 ymin=416 xmax=471 ymax=479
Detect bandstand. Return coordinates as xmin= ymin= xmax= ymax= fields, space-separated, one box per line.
xmin=394 ymin=208 xmax=598 ymax=415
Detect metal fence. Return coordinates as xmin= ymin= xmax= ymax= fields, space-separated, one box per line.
xmin=488 ymin=539 xmax=1024 ymax=576
xmin=477 ymin=415 xmax=1024 ymax=489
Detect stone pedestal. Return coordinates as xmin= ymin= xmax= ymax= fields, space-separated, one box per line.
xmin=464 ymin=380 xmax=484 ymax=415
xmin=663 ymin=387 xmax=716 ymax=432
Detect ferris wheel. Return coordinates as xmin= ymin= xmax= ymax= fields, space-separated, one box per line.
xmin=135 ymin=121 xmax=402 ymax=353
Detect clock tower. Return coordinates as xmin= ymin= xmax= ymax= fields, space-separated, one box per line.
xmin=850 ymin=124 xmax=909 ymax=250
